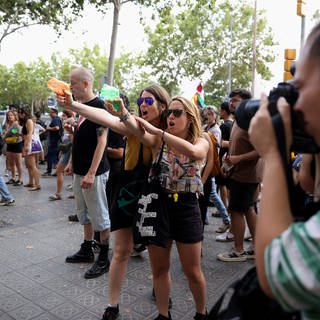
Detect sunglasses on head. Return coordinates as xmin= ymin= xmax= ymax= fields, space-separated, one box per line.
xmin=137 ymin=97 xmax=154 ymax=107
xmin=164 ymin=109 xmax=184 ymax=118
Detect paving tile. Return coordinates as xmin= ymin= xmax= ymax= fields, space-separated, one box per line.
xmin=7 ymin=302 xmax=44 ymax=320
xmin=34 ymin=292 xmax=66 ymax=310
xmin=16 ymin=265 xmax=57 ymax=284
xmin=0 ymin=294 xmax=30 ymax=313
xmin=49 ymin=302 xmax=86 ymax=320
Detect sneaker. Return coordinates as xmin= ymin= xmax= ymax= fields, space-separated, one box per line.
xmin=217 ymin=249 xmax=247 ymax=262
xmin=131 ymin=244 xmax=147 ymax=257
xmin=215 ymin=223 xmax=230 ymax=233
xmin=102 ymin=305 xmax=119 ymax=320
xmin=68 ymin=214 xmax=79 ymax=222
xmin=5 ymin=178 xmax=15 ymax=184
xmin=66 ymin=184 xmax=73 ymax=191
xmin=65 ymin=241 xmax=94 ymax=263
xmin=245 ymin=245 xmax=255 ymax=259
xmin=13 ymin=180 xmax=23 ymax=186
xmin=42 ymin=172 xmax=52 ymax=177
xmin=194 ymin=312 xmax=208 ymax=320
xmin=0 ymin=199 xmax=15 ymax=206
xmin=215 ymin=232 xmax=234 ymax=242
xmin=154 ymin=312 xmax=172 ymax=320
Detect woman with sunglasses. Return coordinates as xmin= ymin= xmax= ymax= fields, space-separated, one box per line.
xmin=57 ymin=83 xmax=170 ymax=320
xmin=120 ymin=96 xmax=209 ymax=320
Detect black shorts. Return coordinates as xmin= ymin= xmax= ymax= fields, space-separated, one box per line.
xmin=228 ymin=179 xmax=258 ymax=213
xmin=215 ymin=173 xmax=229 ymax=187
xmin=6 ymin=142 xmax=23 ymax=153
xmin=165 ymin=193 xmax=203 ymax=244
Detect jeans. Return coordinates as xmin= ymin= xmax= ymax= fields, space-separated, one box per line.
xmin=0 ymin=176 xmax=13 ymax=202
xmin=210 ymin=177 xmax=230 ymax=224
xmin=46 ymin=140 xmax=59 ymax=174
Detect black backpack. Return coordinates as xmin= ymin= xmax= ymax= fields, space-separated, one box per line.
xmin=208 ymin=267 xmax=301 ymax=320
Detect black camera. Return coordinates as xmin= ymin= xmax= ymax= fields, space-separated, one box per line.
xmin=235 ymin=82 xmax=320 ymax=154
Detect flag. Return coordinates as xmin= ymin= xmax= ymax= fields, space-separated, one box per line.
xmin=191 ymin=81 xmax=205 ymax=108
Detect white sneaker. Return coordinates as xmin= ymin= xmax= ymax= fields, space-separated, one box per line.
xmin=131 ymin=244 xmax=147 ymax=257
xmin=216 ymin=232 xmax=234 ymax=242
xmin=217 ymin=249 xmax=247 ymax=262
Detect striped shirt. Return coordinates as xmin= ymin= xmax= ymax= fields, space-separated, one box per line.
xmin=265 ymin=211 xmax=320 ymax=320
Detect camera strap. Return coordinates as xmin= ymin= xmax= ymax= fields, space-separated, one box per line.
xmin=272 ymin=114 xmax=299 ymax=217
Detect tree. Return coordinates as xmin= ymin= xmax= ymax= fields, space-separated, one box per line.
xmin=0 ymin=0 xmax=179 ymax=89
xmin=0 ymin=44 xmax=148 ymax=110
xmin=143 ymin=0 xmax=276 ymax=105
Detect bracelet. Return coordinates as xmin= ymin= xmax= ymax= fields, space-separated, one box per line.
xmin=162 ymin=130 xmax=166 ymax=140
xmin=119 ymin=112 xmax=130 ymax=122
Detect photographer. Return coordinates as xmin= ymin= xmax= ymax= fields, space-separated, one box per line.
xmin=249 ymin=23 xmax=320 ymax=319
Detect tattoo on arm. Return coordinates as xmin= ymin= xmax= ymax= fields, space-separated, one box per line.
xmin=97 ymin=127 xmax=105 ymax=137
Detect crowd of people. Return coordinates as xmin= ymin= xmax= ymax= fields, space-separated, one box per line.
xmin=2 ymin=21 xmax=320 ymax=320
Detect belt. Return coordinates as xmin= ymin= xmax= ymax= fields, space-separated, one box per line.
xmin=166 ymin=192 xmax=198 ymax=202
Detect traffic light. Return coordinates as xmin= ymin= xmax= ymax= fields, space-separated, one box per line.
xmin=297 ymin=0 xmax=306 ymax=17
xmin=284 ymin=49 xmax=296 ymax=81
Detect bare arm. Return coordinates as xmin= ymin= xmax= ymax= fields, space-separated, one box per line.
xmin=23 ymin=119 xmax=33 ymax=156
xmin=135 ymin=117 xmax=209 ymax=160
xmin=57 ymin=93 xmax=158 ymax=147
xmin=201 ymin=132 xmax=214 ymax=184
xmin=225 ymin=149 xmax=259 ymax=166
xmin=249 ymin=94 xmax=293 ymax=297
xmin=107 ymin=146 xmax=124 ymax=159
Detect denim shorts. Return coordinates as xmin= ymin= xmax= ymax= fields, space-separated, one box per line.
xmin=73 ymin=172 xmax=110 ymax=231
xmin=59 ymin=150 xmax=71 ymax=166
xmin=165 ymin=193 xmax=203 ymax=244
xmin=228 ymin=179 xmax=259 ymax=213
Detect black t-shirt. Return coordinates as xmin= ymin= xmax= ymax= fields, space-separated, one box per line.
xmin=219 ymin=119 xmax=233 ymax=158
xmin=107 ymin=129 xmax=125 ymax=174
xmin=49 ymin=116 xmax=61 ymax=142
xmin=72 ymin=97 xmax=109 ymax=176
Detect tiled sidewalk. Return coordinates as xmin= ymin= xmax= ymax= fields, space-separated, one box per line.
xmin=0 ymin=155 xmax=254 ymax=319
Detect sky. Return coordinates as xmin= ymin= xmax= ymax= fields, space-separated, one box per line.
xmin=0 ymin=0 xmax=319 ymax=98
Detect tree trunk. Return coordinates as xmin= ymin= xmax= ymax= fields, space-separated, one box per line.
xmin=106 ymin=0 xmax=121 ymax=86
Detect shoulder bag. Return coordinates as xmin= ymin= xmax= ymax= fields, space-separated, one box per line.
xmin=133 ymin=143 xmax=169 ymax=248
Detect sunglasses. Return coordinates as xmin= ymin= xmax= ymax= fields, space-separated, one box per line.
xmin=137 ymin=97 xmax=154 ymax=107
xmin=164 ymin=109 xmax=184 ymax=118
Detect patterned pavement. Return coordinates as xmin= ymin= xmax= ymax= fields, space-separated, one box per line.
xmin=0 ymin=155 xmax=254 ymax=320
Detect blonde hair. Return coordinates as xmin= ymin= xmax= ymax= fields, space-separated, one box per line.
xmin=170 ymin=96 xmax=203 ymax=143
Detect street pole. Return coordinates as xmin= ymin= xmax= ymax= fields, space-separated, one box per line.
xmin=251 ymin=0 xmax=257 ymax=97
xmin=227 ymin=8 xmax=233 ymax=99
xmin=300 ymin=15 xmax=306 ymax=50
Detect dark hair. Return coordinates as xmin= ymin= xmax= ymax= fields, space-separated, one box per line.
xmin=229 ymin=89 xmax=252 ymax=100
xmin=50 ymin=108 xmax=58 ymax=114
xmin=220 ymin=101 xmax=231 ymax=114
xmin=63 ymin=110 xmax=74 ymax=118
xmin=18 ymin=105 xmax=32 ymax=125
xmin=34 ymin=110 xmax=42 ymax=119
xmin=139 ymin=84 xmax=170 ymax=129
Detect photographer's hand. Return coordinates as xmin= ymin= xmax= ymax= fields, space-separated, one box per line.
xmin=249 ymin=93 xmax=292 ymax=160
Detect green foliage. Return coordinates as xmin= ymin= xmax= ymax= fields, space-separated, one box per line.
xmin=0 ymin=44 xmax=148 ymax=111
xmin=143 ymin=0 xmax=276 ymax=105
